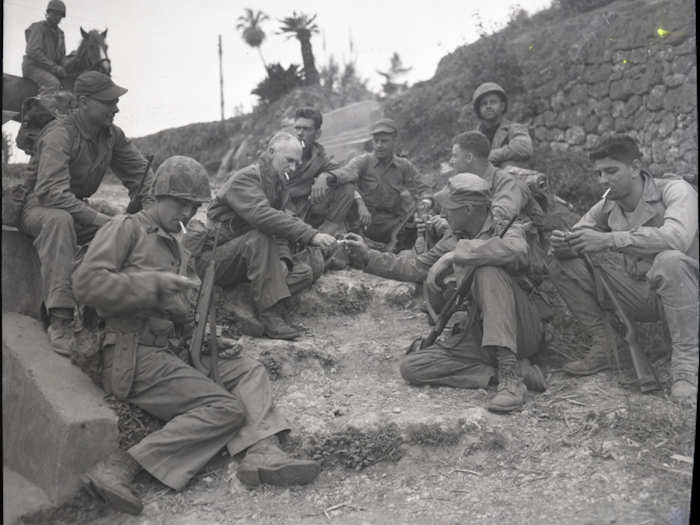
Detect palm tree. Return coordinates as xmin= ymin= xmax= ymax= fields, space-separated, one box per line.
xmin=278 ymin=12 xmax=320 ymax=86
xmin=236 ymin=8 xmax=269 ymax=70
xmin=377 ymin=52 xmax=412 ymax=97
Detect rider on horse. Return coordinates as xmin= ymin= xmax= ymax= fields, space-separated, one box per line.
xmin=22 ymin=0 xmax=67 ymax=93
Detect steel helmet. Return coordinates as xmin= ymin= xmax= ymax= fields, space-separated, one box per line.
xmin=153 ymin=156 xmax=211 ymax=203
xmin=472 ymin=82 xmax=508 ymax=119
xmin=46 ymin=0 xmax=66 ymax=15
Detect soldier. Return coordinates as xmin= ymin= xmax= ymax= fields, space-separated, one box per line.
xmin=472 ymin=82 xmax=533 ymax=168
xmin=73 ymin=156 xmax=320 ymax=516
xmin=22 ymin=0 xmax=67 ymax=92
xmin=549 ymin=135 xmax=698 ymax=403
xmin=287 ymin=107 xmax=356 ymax=235
xmin=184 ymin=132 xmax=337 ymax=340
xmin=331 ymin=118 xmax=426 ymax=244
xmin=343 ymin=173 xmax=547 ymax=413
xmin=20 ymin=71 xmax=155 ymax=356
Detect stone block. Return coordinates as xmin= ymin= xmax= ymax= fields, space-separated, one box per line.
xmin=672 ymin=54 xmax=695 ymax=74
xmin=628 ymin=48 xmax=649 ymax=64
xmin=584 ymin=63 xmax=613 ymax=84
xmin=593 ymin=98 xmax=612 ymax=116
xmin=611 ymin=100 xmax=625 ymax=118
xmin=613 ymin=117 xmax=628 ymax=132
xmin=651 ymin=141 xmax=666 ymax=163
xmin=568 ymin=84 xmax=588 ymax=104
xmin=547 ymin=128 xmax=565 ymax=142
xmin=584 ymin=115 xmax=599 ymax=134
xmin=623 ymin=95 xmax=642 ymax=117
xmin=550 ymin=142 xmax=569 ymax=153
xmin=664 ymin=73 xmax=686 ymax=88
xmin=584 ymin=134 xmax=600 ymax=150
xmin=551 ymin=91 xmax=567 ymax=112
xmin=646 ymin=85 xmax=666 ymax=111
xmin=565 ymin=126 xmax=586 ymax=145
xmin=588 ymin=82 xmax=609 ymax=98
xmin=657 ymin=113 xmax=676 ymax=138
xmin=534 ymin=127 xmax=547 ymax=141
xmin=1 ymin=228 xmax=42 ymax=319
xmin=543 ymin=110 xmax=557 ymax=126
xmin=2 ymin=313 xmax=118 ymax=505
xmin=597 ymin=116 xmax=613 ymax=134
xmin=663 ymin=85 xmax=696 ymax=113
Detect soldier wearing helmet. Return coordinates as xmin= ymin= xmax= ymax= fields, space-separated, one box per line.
xmin=22 ymin=0 xmax=68 ymax=92
xmin=73 ymin=155 xmax=320 ymax=516
xmin=20 ymin=71 xmax=155 ymax=356
xmin=472 ymin=82 xmax=533 ymax=168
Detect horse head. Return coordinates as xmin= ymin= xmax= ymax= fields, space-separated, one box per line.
xmin=77 ymin=27 xmax=111 ymax=75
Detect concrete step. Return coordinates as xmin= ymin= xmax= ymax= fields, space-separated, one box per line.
xmin=2 ymin=313 xmax=119 ymax=507
xmin=1 ymin=226 xmax=42 ymax=319
xmin=3 ymin=467 xmax=52 ymax=525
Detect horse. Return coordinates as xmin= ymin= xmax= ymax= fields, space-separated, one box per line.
xmin=3 ymin=27 xmax=111 ymax=121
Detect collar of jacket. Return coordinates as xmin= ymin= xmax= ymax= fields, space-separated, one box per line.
xmin=601 ymin=170 xmax=661 ymax=229
xmin=140 ymin=209 xmax=179 ymax=242
xmin=71 ymin=110 xmax=114 ymax=142
xmin=481 ymin=163 xmax=498 ymax=189
xmin=372 ymin=153 xmax=397 ymax=168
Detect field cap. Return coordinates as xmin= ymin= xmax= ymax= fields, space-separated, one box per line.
xmin=370 ymin=118 xmax=398 ymax=135
xmin=74 ymin=71 xmax=127 ymax=102
xmin=433 ymin=172 xmax=491 ymax=209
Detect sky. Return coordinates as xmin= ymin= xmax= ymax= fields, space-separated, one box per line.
xmin=3 ymin=0 xmax=552 ymax=162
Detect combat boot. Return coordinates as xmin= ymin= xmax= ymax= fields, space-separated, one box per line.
xmin=259 ymin=303 xmax=302 ymax=340
xmin=237 ymin=436 xmax=320 ymax=487
xmin=671 ymin=372 xmax=697 ymax=405
xmin=488 ymin=347 xmax=527 ymax=413
xmin=47 ymin=308 xmax=75 ymax=357
xmin=227 ymin=283 xmax=265 ymax=337
xmin=517 ymin=359 xmax=548 ymax=392
xmin=81 ymin=449 xmax=143 ymax=515
xmin=562 ymin=322 xmax=616 ymax=376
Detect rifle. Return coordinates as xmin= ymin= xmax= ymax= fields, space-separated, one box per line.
xmin=126 ymin=154 xmax=154 ymax=214
xmin=582 ymin=253 xmax=661 ymax=393
xmin=189 ymin=225 xmax=222 ymax=383
xmin=412 ymin=214 xmax=518 ymax=352
xmin=386 ymin=203 xmax=418 ymax=253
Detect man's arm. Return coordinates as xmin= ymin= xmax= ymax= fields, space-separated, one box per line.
xmin=489 ymin=122 xmax=533 ymax=165
xmin=31 ymin=125 xmax=109 ymax=226
xmin=109 ymin=126 xmax=156 ymax=208
xmin=25 ymin=24 xmax=60 ymax=72
xmin=363 ymin=233 xmax=457 ymax=283
xmin=491 ymin=169 xmax=530 ymax=226
xmin=330 ymin=153 xmax=367 ymax=185
xmin=453 ymin=222 xmax=529 ymax=270
xmin=220 ymin=170 xmax=318 ymax=245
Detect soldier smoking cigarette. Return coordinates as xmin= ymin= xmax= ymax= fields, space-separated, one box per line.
xmin=179 ymin=221 xmax=187 ymax=234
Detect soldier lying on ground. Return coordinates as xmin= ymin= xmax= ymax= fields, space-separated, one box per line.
xmin=73 ymin=156 xmax=320 ymax=516
xmin=19 ymin=71 xmax=155 ymax=356
xmin=471 ymin=82 xmax=533 ymax=168
xmin=286 ymin=107 xmax=356 ymax=236
xmin=184 ymin=132 xmax=338 ymax=340
xmin=548 ymin=135 xmax=698 ymax=404
xmin=343 ymin=173 xmax=548 ymax=413
xmin=22 ymin=0 xmax=67 ymax=92
xmin=331 ymin=118 xmax=427 ymax=246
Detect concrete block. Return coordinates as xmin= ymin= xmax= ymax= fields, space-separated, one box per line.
xmin=3 ymin=467 xmax=52 ymax=525
xmin=2 ymin=313 xmax=118 ymax=505
xmin=1 ymin=227 xmax=42 ymax=319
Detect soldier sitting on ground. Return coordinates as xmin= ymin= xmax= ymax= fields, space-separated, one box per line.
xmin=184 ymin=132 xmax=337 ymax=340
xmin=19 ymin=71 xmax=155 ymax=356
xmin=331 ymin=118 xmax=427 ymax=247
xmin=548 ymin=135 xmax=698 ymax=403
xmin=23 ymin=0 xmax=68 ymax=92
xmin=343 ymin=173 xmax=548 ymax=413
xmin=73 ymin=156 xmax=321 ymax=516
xmin=471 ymin=82 xmax=533 ymax=168
xmin=287 ymin=107 xmax=356 ymax=236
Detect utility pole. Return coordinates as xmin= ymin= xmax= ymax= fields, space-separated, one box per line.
xmin=218 ymin=34 xmax=224 ymax=121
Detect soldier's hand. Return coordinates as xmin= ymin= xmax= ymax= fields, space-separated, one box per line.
xmin=157 ymin=273 xmax=200 ymax=299
xmin=429 ymin=216 xmax=449 ymax=237
xmin=567 ymin=229 xmax=613 ymax=253
xmin=310 ymin=173 xmax=330 ymax=205
xmin=415 ymin=215 xmax=427 ymax=235
xmin=426 ymin=251 xmax=455 ymax=297
xmin=341 ymin=233 xmax=369 ymax=268
xmin=311 ymin=232 xmax=337 ymax=254
xmin=357 ymin=200 xmax=372 ymax=227
xmin=549 ymin=229 xmax=570 ymax=252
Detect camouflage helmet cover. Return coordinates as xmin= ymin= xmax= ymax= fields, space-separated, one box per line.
xmin=472 ymin=82 xmax=508 ymax=118
xmin=153 ymin=156 xmax=211 ymax=203
xmin=47 ymin=0 xmax=66 ymax=15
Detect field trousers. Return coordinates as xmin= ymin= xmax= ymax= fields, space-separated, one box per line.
xmin=102 ymin=343 xmax=289 ymax=491
xmin=549 ymin=250 xmax=699 ymax=384
xmin=401 ymin=266 xmax=544 ymax=388
xmin=22 ymin=62 xmax=62 ymax=92
xmin=293 ymin=183 xmax=356 ymax=235
xmin=20 ymin=206 xmax=99 ymax=311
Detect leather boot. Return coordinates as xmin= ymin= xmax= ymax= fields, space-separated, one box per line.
xmin=237 ymin=436 xmax=320 ymax=487
xmin=664 ymin=304 xmax=699 ymax=403
xmin=259 ymin=303 xmax=301 ymax=340
xmin=517 ymin=359 xmax=548 ymax=392
xmin=562 ymin=321 xmax=616 ymax=376
xmin=228 ymin=283 xmax=265 ymax=337
xmin=488 ymin=347 xmax=527 ymax=413
xmin=47 ymin=308 xmax=75 ymax=357
xmin=671 ymin=377 xmax=697 ymax=405
xmin=82 ymin=450 xmax=143 ymax=515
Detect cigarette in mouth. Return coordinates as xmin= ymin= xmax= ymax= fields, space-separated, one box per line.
xmin=602 ymin=188 xmax=611 ymax=200
xmin=178 ymin=221 xmax=187 ymax=234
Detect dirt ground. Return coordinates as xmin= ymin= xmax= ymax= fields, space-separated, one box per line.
xmin=18 ymin=183 xmax=697 ymax=525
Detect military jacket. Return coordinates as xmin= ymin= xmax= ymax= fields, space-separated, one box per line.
xmin=23 ymin=20 xmax=65 ymax=72
xmin=478 ymin=119 xmax=533 ymax=167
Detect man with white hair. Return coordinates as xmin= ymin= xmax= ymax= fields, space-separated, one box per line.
xmin=186 ymin=132 xmax=337 ymax=340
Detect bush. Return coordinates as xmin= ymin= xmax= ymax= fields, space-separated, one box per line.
xmin=558 ymin=0 xmax=616 ymax=14
xmin=251 ymin=63 xmax=304 ymax=105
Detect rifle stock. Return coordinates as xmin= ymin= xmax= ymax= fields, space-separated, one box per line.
xmin=583 ymin=253 xmax=661 ymax=392
xmin=189 ymin=226 xmax=222 ymax=381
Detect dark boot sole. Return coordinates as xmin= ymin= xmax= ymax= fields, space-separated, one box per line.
xmin=487 ymin=402 xmax=524 ymax=413
xmin=236 ymin=466 xmax=261 ymax=487
xmin=562 ymin=364 xmax=610 ymax=376
xmin=263 ymin=329 xmax=301 ymax=341
xmin=259 ymin=461 xmax=320 ymax=486
xmin=81 ymin=474 xmax=143 ymax=515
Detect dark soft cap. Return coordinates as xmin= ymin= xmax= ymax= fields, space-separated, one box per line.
xmin=74 ymin=71 xmax=127 ymax=102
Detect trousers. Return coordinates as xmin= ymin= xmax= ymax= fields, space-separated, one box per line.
xmin=103 ymin=344 xmax=289 ymax=491
xmin=294 ymin=183 xmax=355 ymax=234
xmin=400 ymin=266 xmax=544 ymax=388
xmin=549 ymin=250 xmax=699 ymax=382
xmin=22 ymin=62 xmax=62 ymax=92
xmin=20 ymin=206 xmax=98 ymax=311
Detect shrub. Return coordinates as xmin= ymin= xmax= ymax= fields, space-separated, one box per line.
xmin=251 ymin=63 xmax=304 ymax=105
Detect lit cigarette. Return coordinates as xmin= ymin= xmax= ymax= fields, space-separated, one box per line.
xmin=178 ymin=221 xmax=187 ymax=234
xmin=602 ymin=188 xmax=611 ymax=200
